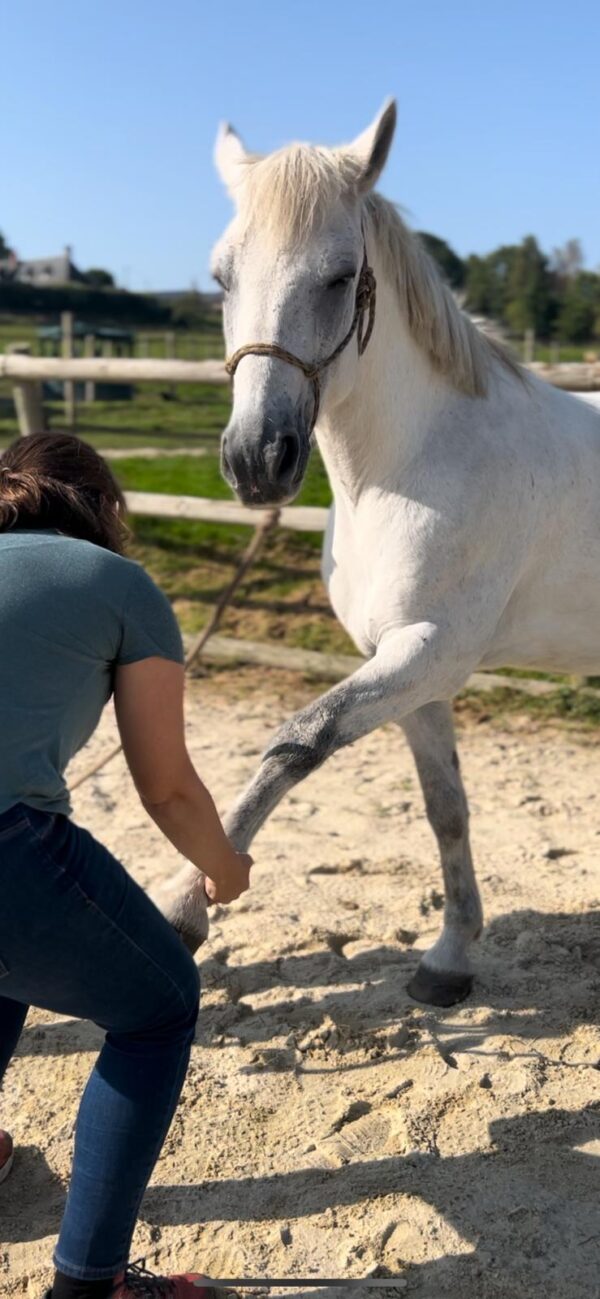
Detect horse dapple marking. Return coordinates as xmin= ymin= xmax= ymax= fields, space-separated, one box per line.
xmin=159 ymin=99 xmax=600 ymax=1006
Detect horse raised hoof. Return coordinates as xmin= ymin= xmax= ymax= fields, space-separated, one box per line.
xmin=151 ymin=864 xmax=210 ymax=956
xmin=407 ymin=962 xmax=473 ymax=1007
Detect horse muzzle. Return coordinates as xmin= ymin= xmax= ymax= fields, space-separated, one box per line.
xmin=221 ymin=418 xmax=310 ymax=506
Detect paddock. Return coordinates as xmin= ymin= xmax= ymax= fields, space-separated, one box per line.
xmin=1 ymin=339 xmax=600 ymax=1297
xmin=2 ymin=669 xmax=598 ymax=1298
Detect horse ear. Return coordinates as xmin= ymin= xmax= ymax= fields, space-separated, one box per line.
xmin=214 ymin=122 xmax=253 ymax=199
xmin=345 ymin=98 xmax=397 ymax=194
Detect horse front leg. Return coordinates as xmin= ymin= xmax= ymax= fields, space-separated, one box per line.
xmin=222 ymin=625 xmax=451 ymax=851
xmin=400 ymin=701 xmax=482 ymax=1006
xmin=158 ymin=625 xmax=465 ymax=956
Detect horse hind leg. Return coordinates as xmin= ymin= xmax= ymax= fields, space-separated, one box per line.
xmin=399 ymin=701 xmax=483 ymax=1006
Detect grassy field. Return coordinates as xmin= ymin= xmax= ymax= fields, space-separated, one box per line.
xmin=1 ymin=314 xmax=594 ymax=367
xmin=1 ymin=314 xmax=599 ymax=724
xmin=0 ymin=318 xmax=224 ymax=357
xmin=531 ymin=343 xmax=594 ymax=363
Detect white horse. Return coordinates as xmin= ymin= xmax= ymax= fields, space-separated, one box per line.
xmin=160 ymin=99 xmax=600 ymax=1006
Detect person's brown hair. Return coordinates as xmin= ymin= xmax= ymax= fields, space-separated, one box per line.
xmin=0 ymin=433 xmax=128 ymax=554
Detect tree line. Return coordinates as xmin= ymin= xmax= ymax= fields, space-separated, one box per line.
xmin=0 ymin=278 xmax=171 ymax=325
xmin=419 ymin=232 xmax=600 ymax=343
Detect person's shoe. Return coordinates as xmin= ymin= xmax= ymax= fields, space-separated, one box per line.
xmin=39 ymin=1259 xmax=234 ymax=1299
xmin=0 ymin=1130 xmax=14 ymax=1184
xmin=111 ymin=1259 xmax=222 ymax=1298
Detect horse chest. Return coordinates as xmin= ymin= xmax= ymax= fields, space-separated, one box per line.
xmin=321 ymin=510 xmax=390 ymax=656
xmin=325 ymin=565 xmax=375 ymax=655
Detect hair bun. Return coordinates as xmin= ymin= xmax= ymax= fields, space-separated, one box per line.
xmin=0 ymin=433 xmax=127 ymax=553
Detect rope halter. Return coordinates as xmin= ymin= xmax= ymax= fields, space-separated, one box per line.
xmin=224 ymin=241 xmax=376 ymax=435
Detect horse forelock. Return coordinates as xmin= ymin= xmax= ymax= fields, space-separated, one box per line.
xmin=238 ymin=144 xmax=362 ymax=244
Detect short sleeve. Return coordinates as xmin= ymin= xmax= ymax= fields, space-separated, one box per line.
xmin=117 ymin=564 xmax=184 ymax=666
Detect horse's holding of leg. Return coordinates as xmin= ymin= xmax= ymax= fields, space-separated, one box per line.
xmin=157 ymin=99 xmax=600 ymax=1005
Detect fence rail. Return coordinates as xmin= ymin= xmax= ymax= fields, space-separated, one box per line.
xmin=1 ymin=350 xmax=600 ymax=441
xmin=125 ymin=490 xmax=328 ymax=532
xmin=0 ymin=353 xmax=228 ymax=386
xmin=3 ymin=352 xmax=600 ymax=396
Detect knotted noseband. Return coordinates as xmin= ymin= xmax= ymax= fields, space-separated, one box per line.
xmin=224 ymin=241 xmax=377 ymax=434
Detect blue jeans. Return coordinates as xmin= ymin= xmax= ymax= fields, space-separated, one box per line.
xmin=0 ymin=803 xmax=200 ymax=1280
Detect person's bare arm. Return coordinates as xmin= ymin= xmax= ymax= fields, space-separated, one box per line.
xmin=114 ymin=657 xmax=251 ymax=904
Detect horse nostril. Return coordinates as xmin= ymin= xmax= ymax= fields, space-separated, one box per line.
xmin=274 ymin=434 xmax=300 ymax=483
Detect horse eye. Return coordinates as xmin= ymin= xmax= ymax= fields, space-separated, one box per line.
xmin=327 ymin=272 xmax=356 ymax=291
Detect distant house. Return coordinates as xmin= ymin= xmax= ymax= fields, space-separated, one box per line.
xmin=0 ymin=245 xmax=85 ymax=286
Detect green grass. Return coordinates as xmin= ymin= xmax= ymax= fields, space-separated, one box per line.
xmin=136 ymin=326 xmax=224 ymax=361
xmin=457 ymin=684 xmax=600 ymax=730
xmin=0 ymin=316 xmax=223 ymax=356
xmin=113 ymin=445 xmax=331 ymax=506
xmin=0 ymin=384 xmax=230 ymax=449
xmin=0 ymin=319 xmax=38 ymax=350
xmin=117 ymin=445 xmax=338 ymax=652
xmin=532 ymin=343 xmax=596 ymax=363
xmin=69 ymin=385 xmax=231 ymax=447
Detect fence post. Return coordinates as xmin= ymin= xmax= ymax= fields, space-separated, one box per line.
xmin=165 ymin=331 xmax=176 ymax=396
xmin=8 ymin=343 xmax=46 ymax=436
xmin=84 ymin=333 xmax=96 ymax=403
xmin=13 ymin=381 xmax=46 ymax=436
xmin=61 ymin=311 xmax=76 ymax=428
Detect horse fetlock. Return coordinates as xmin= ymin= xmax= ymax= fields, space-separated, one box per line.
xmin=446 ymin=889 xmax=483 ymax=939
xmin=151 ymin=864 xmax=210 ymax=955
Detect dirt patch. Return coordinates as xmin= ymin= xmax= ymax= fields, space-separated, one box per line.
xmin=2 ymin=681 xmax=599 ymax=1298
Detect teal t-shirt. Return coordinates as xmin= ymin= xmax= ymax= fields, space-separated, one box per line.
xmin=0 ymin=529 xmax=184 ymax=816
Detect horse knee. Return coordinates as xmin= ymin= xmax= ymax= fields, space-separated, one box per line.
xmin=264 ymin=705 xmax=339 ymax=779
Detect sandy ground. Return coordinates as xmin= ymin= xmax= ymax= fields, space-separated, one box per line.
xmin=1 ymin=673 xmax=599 ymax=1299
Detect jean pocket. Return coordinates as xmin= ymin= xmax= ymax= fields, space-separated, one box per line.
xmin=0 ymin=954 xmax=10 ymax=979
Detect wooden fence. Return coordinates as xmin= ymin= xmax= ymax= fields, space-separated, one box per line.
xmin=2 ymin=349 xmax=599 ymax=536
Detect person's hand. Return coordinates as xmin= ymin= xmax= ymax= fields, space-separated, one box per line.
xmin=204 ymin=846 xmax=253 ymax=905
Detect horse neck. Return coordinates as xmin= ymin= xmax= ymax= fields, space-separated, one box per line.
xmin=316 ymin=252 xmax=447 ymax=502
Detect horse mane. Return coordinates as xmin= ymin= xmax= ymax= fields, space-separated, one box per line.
xmin=365 ymin=193 xmax=523 ymax=395
xmin=239 ymin=143 xmax=522 ymax=398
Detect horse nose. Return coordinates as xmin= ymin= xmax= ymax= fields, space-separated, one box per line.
xmin=221 ymin=421 xmax=306 ymax=505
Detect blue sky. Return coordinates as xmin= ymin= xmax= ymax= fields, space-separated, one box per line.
xmin=2 ymin=0 xmax=598 ymax=291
